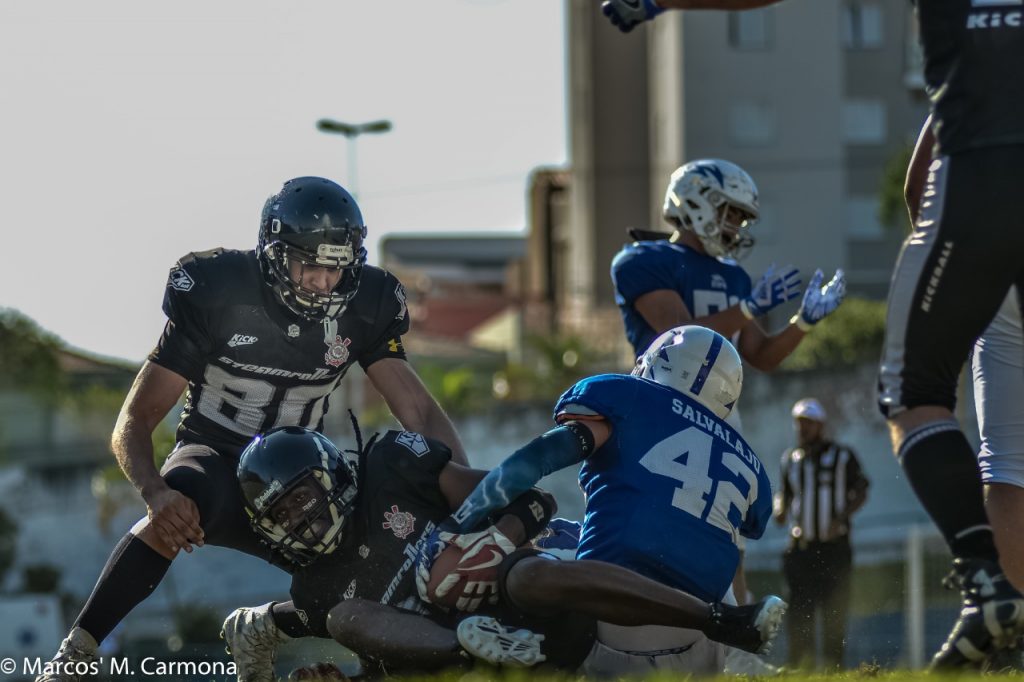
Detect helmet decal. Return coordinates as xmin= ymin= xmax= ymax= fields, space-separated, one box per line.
xmin=637 ymin=326 xmax=743 ymax=419
xmin=237 ymin=426 xmax=359 ymax=567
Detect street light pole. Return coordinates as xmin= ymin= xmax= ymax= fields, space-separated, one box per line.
xmin=315 ymin=118 xmax=392 ymax=199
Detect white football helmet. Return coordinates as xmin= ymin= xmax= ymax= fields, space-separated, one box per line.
xmin=662 ymin=159 xmax=759 ymax=259
xmin=633 ymin=325 xmax=743 ymax=419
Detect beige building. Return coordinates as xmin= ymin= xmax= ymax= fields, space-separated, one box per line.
xmin=531 ymin=0 xmax=927 ymax=349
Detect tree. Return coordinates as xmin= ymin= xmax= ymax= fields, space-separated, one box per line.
xmin=781 ymin=297 xmax=887 ymax=371
xmin=0 ymin=309 xmax=65 ymax=401
xmin=0 ymin=506 xmax=18 ymax=587
xmin=878 ymin=143 xmax=914 ymax=232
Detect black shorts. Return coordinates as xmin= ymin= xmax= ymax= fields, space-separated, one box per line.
xmin=878 ymin=145 xmax=1024 ymax=417
xmin=160 ymin=443 xmax=288 ymax=570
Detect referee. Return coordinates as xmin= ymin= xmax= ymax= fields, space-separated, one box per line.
xmin=774 ymin=398 xmax=869 ymax=670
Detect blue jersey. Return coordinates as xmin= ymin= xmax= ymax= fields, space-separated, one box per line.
xmin=554 ymin=374 xmax=772 ymax=602
xmin=611 ymin=241 xmax=752 ymax=357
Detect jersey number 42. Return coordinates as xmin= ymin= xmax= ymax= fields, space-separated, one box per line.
xmin=639 ymin=426 xmax=758 ymax=542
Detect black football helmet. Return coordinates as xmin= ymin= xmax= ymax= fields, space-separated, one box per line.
xmin=238 ymin=426 xmax=358 ymax=566
xmin=257 ymin=177 xmax=367 ymax=321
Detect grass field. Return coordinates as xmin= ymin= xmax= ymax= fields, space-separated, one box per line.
xmin=384 ymin=670 xmax=1014 ymax=682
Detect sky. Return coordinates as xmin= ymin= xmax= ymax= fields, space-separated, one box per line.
xmin=0 ymin=1 xmax=567 ymax=362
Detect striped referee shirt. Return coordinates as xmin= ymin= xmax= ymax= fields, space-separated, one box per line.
xmin=779 ymin=440 xmax=869 ymax=544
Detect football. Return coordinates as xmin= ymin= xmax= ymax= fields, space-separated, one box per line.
xmin=425 ymin=543 xmax=468 ymax=610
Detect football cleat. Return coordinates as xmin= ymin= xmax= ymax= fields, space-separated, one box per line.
xmin=456 ymin=616 xmax=546 ymax=668
xmin=703 ymin=595 xmax=787 ymax=655
xmin=930 ymin=558 xmax=1024 ymax=670
xmin=221 ymin=603 xmax=291 ymax=682
xmin=34 ymin=627 xmax=98 ymax=681
xmin=984 ymin=644 xmax=1024 ymax=673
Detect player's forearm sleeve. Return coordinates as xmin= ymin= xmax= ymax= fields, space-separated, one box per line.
xmin=450 ymin=423 xmax=594 ymax=532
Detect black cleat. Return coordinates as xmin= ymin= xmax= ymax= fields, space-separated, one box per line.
xmin=704 ymin=595 xmax=787 ymax=655
xmin=930 ymin=558 xmax=1024 ymax=670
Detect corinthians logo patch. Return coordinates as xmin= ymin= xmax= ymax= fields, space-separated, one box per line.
xmin=324 ymin=335 xmax=352 ymax=367
xmin=382 ymin=505 xmax=416 ymax=539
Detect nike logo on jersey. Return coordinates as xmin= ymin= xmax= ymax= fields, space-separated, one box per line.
xmin=227 ymin=334 xmax=259 ymax=347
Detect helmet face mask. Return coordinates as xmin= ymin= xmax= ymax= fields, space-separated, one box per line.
xmin=239 ymin=427 xmax=359 ymax=567
xmin=257 ymin=177 xmax=368 ymax=321
xmin=663 ymin=160 xmax=760 ymax=260
xmin=262 ymin=237 xmax=365 ymax=320
xmin=633 ymin=325 xmax=743 ymax=419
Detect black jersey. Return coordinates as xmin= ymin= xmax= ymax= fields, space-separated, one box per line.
xmin=918 ymin=0 xmax=1024 ymax=154
xmin=289 ymin=430 xmax=453 ymax=635
xmin=149 ymin=249 xmax=410 ymax=457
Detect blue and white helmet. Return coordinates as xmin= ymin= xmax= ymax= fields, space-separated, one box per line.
xmin=662 ymin=159 xmax=759 ymax=259
xmin=633 ymin=325 xmax=743 ymax=419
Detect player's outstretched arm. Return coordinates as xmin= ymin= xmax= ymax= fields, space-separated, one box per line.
xmin=737 ymin=268 xmax=846 ymax=371
xmin=448 ymin=420 xmax=608 ymax=532
xmin=661 ymin=0 xmax=784 ymax=8
xmin=602 ymin=0 xmax=784 ymax=33
xmin=112 ymin=360 xmax=203 ymax=555
xmin=365 ymin=358 xmax=469 ymax=465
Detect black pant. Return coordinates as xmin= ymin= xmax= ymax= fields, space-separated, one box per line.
xmin=782 ymin=539 xmax=852 ymax=669
xmin=161 ymin=442 xmax=288 ymax=568
xmin=879 ymin=146 xmax=1024 ymax=416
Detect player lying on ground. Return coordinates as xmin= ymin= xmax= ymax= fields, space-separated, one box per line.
xmin=418 ymin=325 xmax=784 ymax=676
xmin=222 ymin=421 xmax=785 ymax=679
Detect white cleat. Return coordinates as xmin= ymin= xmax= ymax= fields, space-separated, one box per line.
xmin=705 ymin=595 xmax=788 ymax=655
xmin=457 ymin=616 xmax=547 ymax=668
xmin=35 ymin=627 xmax=99 ymax=682
xmin=221 ymin=602 xmax=291 ymax=682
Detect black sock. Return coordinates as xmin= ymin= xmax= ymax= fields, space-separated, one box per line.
xmin=898 ymin=421 xmax=998 ymax=561
xmin=272 ymin=601 xmax=313 ymax=638
xmin=74 ymin=534 xmax=171 ymax=643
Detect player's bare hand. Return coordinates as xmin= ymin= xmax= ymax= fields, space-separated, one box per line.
xmin=144 ymin=486 xmax=204 ymax=553
xmin=288 ymin=662 xmax=348 ymax=681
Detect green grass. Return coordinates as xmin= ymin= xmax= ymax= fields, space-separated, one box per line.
xmin=387 ymin=669 xmax=1007 ymax=682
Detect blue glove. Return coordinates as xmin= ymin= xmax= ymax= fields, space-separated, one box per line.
xmin=739 ymin=264 xmax=802 ymax=319
xmin=601 ymin=0 xmax=665 ymax=33
xmin=793 ymin=269 xmax=846 ymax=331
xmin=534 ymin=518 xmax=582 ymax=552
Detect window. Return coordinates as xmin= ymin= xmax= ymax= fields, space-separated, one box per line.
xmin=728 ymin=10 xmax=772 ymax=50
xmin=844 ymin=196 xmax=884 ymax=238
xmin=841 ymin=2 xmax=884 ymax=49
xmin=729 ymin=102 xmax=778 ymax=146
xmin=841 ymin=100 xmax=887 ymax=145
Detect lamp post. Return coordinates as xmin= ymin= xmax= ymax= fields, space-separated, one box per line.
xmin=315 ymin=118 xmax=392 ymax=199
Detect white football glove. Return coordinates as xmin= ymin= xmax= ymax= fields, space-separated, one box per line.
xmin=740 ymin=263 xmax=802 ymax=319
xmin=416 ymin=526 xmax=517 ymax=613
xmin=794 ymin=268 xmax=846 ymax=331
